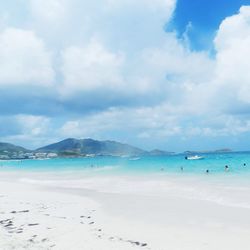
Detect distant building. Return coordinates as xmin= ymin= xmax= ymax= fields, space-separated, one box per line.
xmin=85 ymin=154 xmax=95 ymax=157
xmin=24 ymin=153 xmax=36 ymax=159
xmin=47 ymin=153 xmax=58 ymax=158
xmin=35 ymin=152 xmax=47 ymax=158
xmin=0 ymin=155 xmax=9 ymax=159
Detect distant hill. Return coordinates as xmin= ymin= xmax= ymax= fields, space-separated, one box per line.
xmin=0 ymin=139 xmax=238 ymax=159
xmin=37 ymin=138 xmax=146 ymax=157
xmin=148 ymin=149 xmax=175 ymax=156
xmin=184 ymin=148 xmax=233 ymax=154
xmin=214 ymin=148 xmax=232 ymax=153
xmin=0 ymin=142 xmax=28 ymax=154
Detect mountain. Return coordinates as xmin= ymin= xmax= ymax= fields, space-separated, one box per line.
xmin=214 ymin=148 xmax=232 ymax=153
xmin=148 ymin=149 xmax=175 ymax=156
xmin=0 ymin=142 xmax=29 ymax=154
xmin=184 ymin=148 xmax=233 ymax=154
xmin=37 ymin=138 xmax=146 ymax=156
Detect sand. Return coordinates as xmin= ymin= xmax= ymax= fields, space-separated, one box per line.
xmin=0 ymin=173 xmax=250 ymax=250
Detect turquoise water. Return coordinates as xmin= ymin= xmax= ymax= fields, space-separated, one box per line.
xmin=1 ymin=152 xmax=250 ymax=177
xmin=1 ymin=152 xmax=250 ymax=209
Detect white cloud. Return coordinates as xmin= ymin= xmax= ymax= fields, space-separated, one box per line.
xmin=59 ymin=104 xmax=183 ymax=140
xmin=0 ymin=11 xmax=9 ymax=30
xmin=27 ymin=0 xmax=176 ymax=48
xmin=16 ymin=114 xmax=50 ymax=136
xmin=149 ymin=7 xmax=250 ymax=125
xmin=183 ymin=115 xmax=250 ymax=138
xmin=29 ymin=0 xmax=175 ymax=24
xmin=214 ymin=6 xmax=250 ymax=104
xmin=26 ymin=0 xmax=182 ymax=100
xmin=29 ymin=0 xmax=69 ymax=23
xmin=143 ymin=35 xmax=214 ymax=83
xmin=60 ymin=32 xmax=215 ymax=103
xmin=2 ymin=1 xmax=250 ymax=150
xmin=0 ymin=114 xmax=52 ymax=149
xmin=105 ymin=0 xmax=176 ymax=19
xmin=0 ymin=28 xmax=54 ymax=86
xmin=60 ymin=39 xmax=124 ymax=96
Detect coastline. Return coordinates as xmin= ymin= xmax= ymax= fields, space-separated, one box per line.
xmin=1 ymin=173 xmax=250 ymax=250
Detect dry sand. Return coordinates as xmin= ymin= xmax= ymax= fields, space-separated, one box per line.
xmin=1 ymin=174 xmax=250 ymax=250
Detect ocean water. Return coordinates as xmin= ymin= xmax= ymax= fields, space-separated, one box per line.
xmin=0 ymin=152 xmax=250 ymax=176
xmin=1 ymin=152 xmax=250 ymax=209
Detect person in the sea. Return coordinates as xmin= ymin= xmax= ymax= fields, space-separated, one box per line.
xmin=206 ymin=169 xmax=209 ymax=174
xmin=225 ymin=165 xmax=229 ymax=172
xmin=180 ymin=167 xmax=184 ymax=171
xmin=244 ymin=163 xmax=246 ymax=166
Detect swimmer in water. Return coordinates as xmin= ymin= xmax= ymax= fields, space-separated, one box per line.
xmin=206 ymin=169 xmax=209 ymax=174
xmin=244 ymin=163 xmax=246 ymax=166
xmin=225 ymin=165 xmax=229 ymax=172
xmin=180 ymin=167 xmax=184 ymax=171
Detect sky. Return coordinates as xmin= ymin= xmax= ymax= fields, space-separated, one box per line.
xmin=172 ymin=0 xmax=250 ymax=51
xmin=0 ymin=0 xmax=250 ymax=152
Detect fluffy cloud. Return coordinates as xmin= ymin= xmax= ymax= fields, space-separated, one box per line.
xmin=27 ymin=0 xmax=176 ymax=50
xmin=0 ymin=28 xmax=54 ymax=86
xmin=0 ymin=114 xmax=52 ymax=148
xmin=30 ymin=0 xmax=68 ymax=23
xmin=61 ymin=39 xmax=124 ymax=96
xmin=27 ymin=0 xmax=181 ymax=104
xmin=105 ymin=0 xmax=175 ymax=19
xmin=59 ymin=105 xmax=182 ymax=141
xmin=16 ymin=115 xmax=50 ymax=136
xmin=1 ymin=1 xmax=250 ymax=150
xmin=60 ymin=32 xmax=214 ymax=106
xmin=214 ymin=6 xmax=250 ymax=104
xmin=58 ymin=104 xmax=250 ymax=150
xmin=143 ymin=35 xmax=214 ymax=83
xmin=155 ymin=5 xmax=250 ymax=120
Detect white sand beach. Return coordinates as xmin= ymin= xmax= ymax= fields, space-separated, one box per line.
xmin=1 ymin=173 xmax=250 ymax=250
xmin=1 ymin=0 xmax=250 ymax=249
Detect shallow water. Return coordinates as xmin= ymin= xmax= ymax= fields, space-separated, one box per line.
xmin=0 ymin=152 xmax=250 ymax=176
xmin=1 ymin=152 xmax=250 ymax=210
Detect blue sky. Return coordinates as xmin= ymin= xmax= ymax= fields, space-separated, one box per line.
xmin=172 ymin=0 xmax=250 ymax=51
xmin=0 ymin=0 xmax=250 ymax=152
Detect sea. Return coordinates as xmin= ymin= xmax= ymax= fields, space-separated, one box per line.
xmin=0 ymin=152 xmax=249 ymax=176
xmin=1 ymin=152 xmax=250 ymax=209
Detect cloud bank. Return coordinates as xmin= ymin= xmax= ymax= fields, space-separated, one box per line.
xmin=0 ymin=1 xmax=250 ymax=151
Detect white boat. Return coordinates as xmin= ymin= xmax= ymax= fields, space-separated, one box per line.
xmin=185 ymin=155 xmax=204 ymax=160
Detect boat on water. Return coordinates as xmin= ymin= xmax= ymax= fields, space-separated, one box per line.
xmin=185 ymin=155 xmax=204 ymax=160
